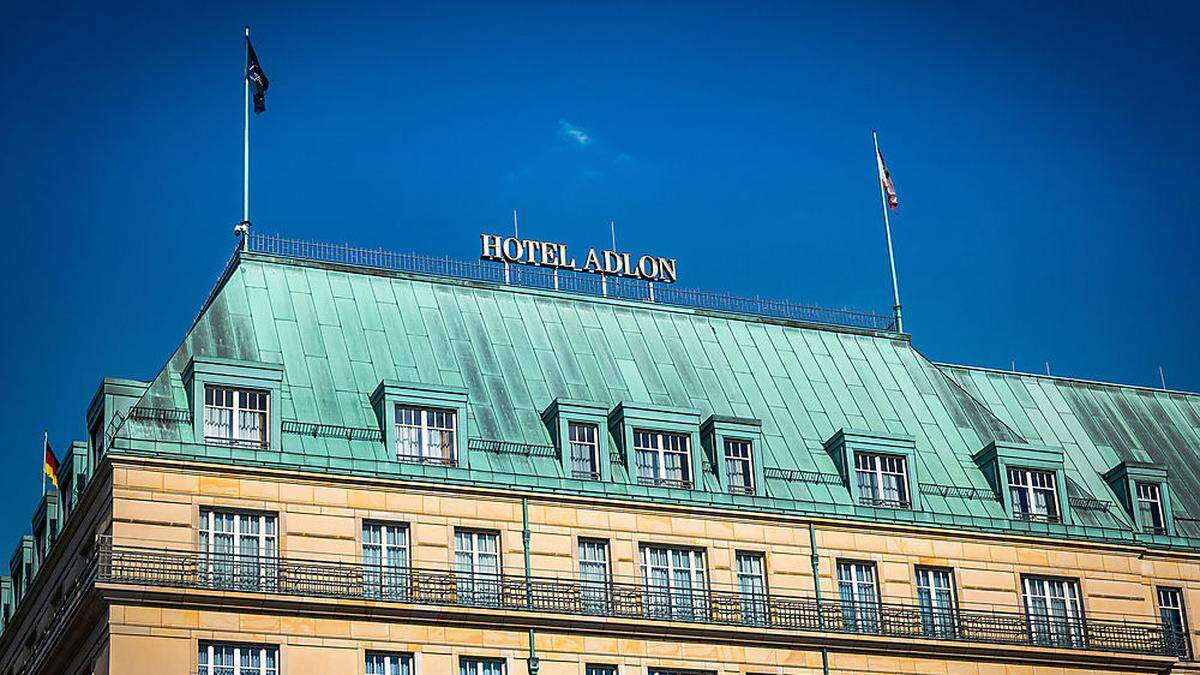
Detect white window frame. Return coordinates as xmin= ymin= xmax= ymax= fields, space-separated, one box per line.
xmin=837 ymin=560 xmax=880 ymax=632
xmin=1007 ymin=467 xmax=1060 ymax=522
xmin=724 ymin=438 xmax=755 ymax=494
xmin=579 ymin=538 xmax=610 ymax=614
xmin=455 ymin=529 xmax=501 ymax=605
xmin=569 ymin=422 xmax=600 ymax=479
xmin=197 ymin=642 xmax=278 ymax=675
xmin=365 ymin=651 xmax=414 ymax=675
xmin=633 ymin=429 xmax=692 ymax=488
xmin=915 ymin=566 xmax=957 ymax=638
xmin=584 ymin=666 xmax=617 ymax=675
xmin=394 ymin=404 xmax=458 ymax=464
xmin=459 ymin=657 xmax=506 ymax=675
xmin=1136 ymin=482 xmax=1166 ymax=533
xmin=363 ymin=521 xmax=411 ymax=599
xmin=203 ymin=385 xmax=270 ymax=448
xmin=1157 ymin=587 xmax=1191 ymax=658
xmin=1022 ymin=576 xmax=1084 ymax=647
xmin=198 ymin=508 xmax=278 ymax=590
xmin=736 ymin=550 xmax=768 ymax=624
xmin=640 ymin=544 xmax=708 ymax=620
xmin=854 ymin=452 xmax=909 ymax=507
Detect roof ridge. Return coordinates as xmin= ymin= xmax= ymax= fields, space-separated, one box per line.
xmin=935 ymin=361 xmax=1199 ymax=398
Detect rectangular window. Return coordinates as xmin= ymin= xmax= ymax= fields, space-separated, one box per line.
xmin=736 ymin=551 xmax=768 ymax=625
xmin=724 ymin=439 xmax=755 ymax=494
xmin=395 ymin=405 xmax=457 ymax=465
xmin=634 ymin=430 xmax=692 ymax=488
xmin=579 ymin=538 xmax=610 ymax=614
xmin=90 ymin=418 xmax=104 ymax=467
xmin=363 ymin=521 xmax=410 ymax=600
xmin=569 ymin=422 xmax=600 ymax=479
xmin=1008 ymin=468 xmax=1060 ymax=522
xmin=33 ymin=523 xmax=45 ymax=566
xmin=1022 ymin=576 xmax=1084 ymax=647
xmin=198 ymin=509 xmax=278 ymax=591
xmin=1157 ymin=587 xmax=1191 ymax=658
xmin=585 ymin=666 xmax=617 ymax=675
xmin=640 ymin=544 xmax=708 ymax=620
xmin=837 ymin=560 xmax=880 ymax=632
xmin=204 ymin=385 xmax=269 ymax=447
xmin=915 ymin=566 xmax=956 ymax=638
xmin=366 ymin=652 xmax=414 ymax=675
xmin=854 ymin=452 xmax=909 ymax=508
xmin=459 ymin=658 xmax=505 ymax=675
xmin=1136 ymin=482 xmax=1166 ymax=534
xmin=455 ymin=529 xmax=501 ymax=606
xmin=197 ymin=643 xmax=278 ymax=675
xmin=648 ymin=670 xmax=715 ymax=675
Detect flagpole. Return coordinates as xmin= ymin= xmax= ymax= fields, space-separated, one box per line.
xmin=243 ymin=26 xmax=251 ymax=230
xmin=873 ymin=130 xmax=904 ymax=333
xmin=42 ymin=430 xmax=47 ymax=497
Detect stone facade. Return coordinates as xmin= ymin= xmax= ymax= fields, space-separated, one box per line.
xmin=3 ymin=236 xmax=1200 ymax=674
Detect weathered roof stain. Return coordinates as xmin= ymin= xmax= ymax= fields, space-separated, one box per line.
xmin=119 ymin=249 xmax=1200 ymax=549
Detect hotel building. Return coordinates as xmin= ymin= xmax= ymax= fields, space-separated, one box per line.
xmin=1 ymin=233 xmax=1198 ymax=675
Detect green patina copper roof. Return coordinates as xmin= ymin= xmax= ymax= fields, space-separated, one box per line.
xmin=107 ymin=241 xmax=1200 ymax=551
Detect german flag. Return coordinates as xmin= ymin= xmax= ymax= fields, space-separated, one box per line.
xmin=44 ymin=432 xmax=60 ymax=490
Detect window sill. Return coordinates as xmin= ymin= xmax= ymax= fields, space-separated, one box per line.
xmin=637 ymin=477 xmax=694 ymax=489
xmin=1013 ymin=512 xmax=1062 ymax=524
xmin=204 ymin=437 xmax=269 ymax=450
xmin=396 ymin=454 xmax=457 ymax=467
xmin=858 ymin=497 xmax=911 ymax=509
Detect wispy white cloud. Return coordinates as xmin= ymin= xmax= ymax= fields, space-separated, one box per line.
xmin=557 ymin=119 xmax=591 ymax=146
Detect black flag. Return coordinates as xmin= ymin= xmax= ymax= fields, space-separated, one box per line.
xmin=246 ymin=36 xmax=269 ymax=114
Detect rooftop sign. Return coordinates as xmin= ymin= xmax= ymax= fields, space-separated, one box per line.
xmin=480 ymin=234 xmax=677 ymax=284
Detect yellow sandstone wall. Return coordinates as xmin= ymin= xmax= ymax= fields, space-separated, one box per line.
xmin=106 ymin=460 xmax=1200 ymax=673
xmin=108 ymin=605 xmax=1152 ymax=675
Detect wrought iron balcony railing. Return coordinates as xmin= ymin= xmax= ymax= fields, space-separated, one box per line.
xmin=1013 ymin=511 xmax=1063 ymax=524
xmin=93 ymin=539 xmax=1185 ymax=657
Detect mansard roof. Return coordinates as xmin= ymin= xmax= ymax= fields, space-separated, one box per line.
xmin=110 ymin=239 xmax=1200 ymax=550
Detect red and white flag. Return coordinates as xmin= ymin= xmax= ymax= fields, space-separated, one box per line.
xmin=876 ymin=144 xmax=899 ymax=210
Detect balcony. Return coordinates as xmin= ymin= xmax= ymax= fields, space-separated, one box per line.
xmin=93 ymin=538 xmax=1184 ymax=657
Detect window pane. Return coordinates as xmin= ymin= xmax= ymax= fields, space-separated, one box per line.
xmin=460 ymin=658 xmax=506 ymax=675
xmin=1023 ymin=576 xmax=1083 ymax=647
xmin=569 ymin=422 xmax=599 ymax=478
xmin=724 ymin=439 xmax=754 ymax=493
xmin=1158 ymin=587 xmax=1190 ymax=657
xmin=736 ymin=552 xmax=767 ymax=624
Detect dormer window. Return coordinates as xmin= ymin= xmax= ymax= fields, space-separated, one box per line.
xmin=724 ymin=439 xmax=755 ymax=494
xmin=1008 ymin=468 xmax=1060 ymax=523
xmin=394 ymin=405 xmax=457 ymax=465
xmin=89 ymin=418 xmax=104 ymax=467
xmin=1136 ymin=482 xmax=1166 ymax=534
xmin=855 ymin=452 xmax=910 ymax=508
xmin=569 ymin=422 xmax=600 ymax=479
xmin=203 ymin=385 xmax=269 ymax=447
xmin=634 ymin=429 xmax=692 ymax=488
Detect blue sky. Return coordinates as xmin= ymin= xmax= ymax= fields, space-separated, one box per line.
xmin=1 ymin=1 xmax=1197 ymax=545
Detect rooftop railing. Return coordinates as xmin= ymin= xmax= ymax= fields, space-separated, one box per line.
xmin=95 ymin=538 xmax=1184 ymax=658
xmin=243 ymin=234 xmax=899 ymax=333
